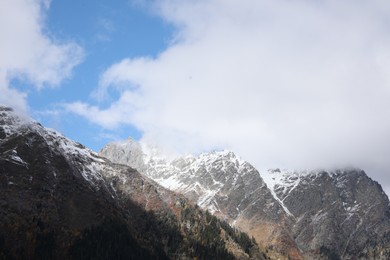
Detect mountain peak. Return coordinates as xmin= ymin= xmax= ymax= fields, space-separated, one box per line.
xmin=0 ymin=106 xmax=32 ymax=139
xmin=99 ymin=139 xmax=299 ymax=257
xmin=1 ymin=109 xmax=264 ymax=259
xmin=100 ymin=137 xmax=390 ymax=259
xmin=0 ymin=106 xmax=13 ymax=111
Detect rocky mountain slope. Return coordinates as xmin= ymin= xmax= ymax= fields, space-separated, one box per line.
xmin=265 ymin=168 xmax=390 ymax=259
xmin=0 ymin=106 xmax=265 ymax=259
xmin=100 ymin=138 xmax=390 ymax=259
xmin=100 ymin=140 xmax=302 ymax=258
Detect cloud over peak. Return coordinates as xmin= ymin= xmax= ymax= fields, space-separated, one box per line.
xmin=67 ymin=0 xmax=390 ymax=193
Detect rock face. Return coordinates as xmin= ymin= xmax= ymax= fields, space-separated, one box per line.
xmin=100 ymin=138 xmax=390 ymax=260
xmin=265 ymin=169 xmax=390 ymax=259
xmin=0 ymin=106 xmax=264 ymax=259
xmin=100 ymin=140 xmax=302 ymax=259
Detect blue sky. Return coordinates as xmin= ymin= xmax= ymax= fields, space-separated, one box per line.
xmin=1 ymin=0 xmax=390 ymax=195
xmin=44 ymin=1 xmax=174 ymax=149
xmin=9 ymin=0 xmax=174 ymax=151
xmin=39 ymin=1 xmax=174 ymax=150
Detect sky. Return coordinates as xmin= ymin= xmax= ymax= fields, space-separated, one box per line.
xmin=1 ymin=0 xmax=390 ymax=196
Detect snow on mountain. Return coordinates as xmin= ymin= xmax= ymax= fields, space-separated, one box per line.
xmin=11 ymin=106 xmax=388 ymax=259
xmin=101 ymin=140 xmax=252 ymax=214
xmin=100 ymin=137 xmax=390 ymax=259
xmin=262 ymin=167 xmax=390 ymax=259
xmin=0 ymin=106 xmax=108 ymax=185
xmin=260 ymin=168 xmax=301 ymax=217
xmin=100 ymin=138 xmax=303 ymax=258
xmin=1 ymin=106 xmax=266 ymax=259
xmin=101 ymin=139 xmax=281 ymax=215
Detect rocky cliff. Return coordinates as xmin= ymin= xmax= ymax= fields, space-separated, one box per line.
xmin=0 ymin=106 xmax=264 ymax=259
xmin=265 ymin=168 xmax=390 ymax=259
xmin=101 ymin=138 xmax=390 ymax=259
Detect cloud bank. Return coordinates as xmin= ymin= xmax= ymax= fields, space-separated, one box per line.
xmin=67 ymin=0 xmax=390 ymax=194
xmin=0 ymin=0 xmax=83 ymax=112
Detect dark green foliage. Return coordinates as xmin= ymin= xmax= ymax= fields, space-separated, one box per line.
xmin=179 ymin=207 xmax=235 ymax=259
xmin=219 ymin=215 xmax=256 ymax=253
xmin=179 ymin=207 xmax=260 ymax=259
xmin=320 ymin=246 xmax=341 ymax=260
xmin=187 ymin=239 xmax=235 ymax=260
xmin=70 ymin=220 xmax=165 ymax=260
xmin=34 ymin=231 xmax=56 ymax=259
xmin=0 ymin=235 xmax=8 ymax=260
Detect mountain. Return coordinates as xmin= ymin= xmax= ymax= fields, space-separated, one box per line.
xmin=100 ymin=138 xmax=390 ymax=259
xmin=101 ymin=140 xmax=302 ymax=259
xmin=265 ymin=168 xmax=390 ymax=259
xmin=0 ymin=106 xmax=265 ymax=259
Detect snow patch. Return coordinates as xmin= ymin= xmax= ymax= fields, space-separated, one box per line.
xmin=4 ymin=149 xmax=29 ymax=168
xmin=9 ymin=154 xmax=27 ymax=166
xmin=261 ymin=169 xmax=298 ymax=217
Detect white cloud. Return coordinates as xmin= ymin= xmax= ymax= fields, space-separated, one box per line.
xmin=69 ymin=0 xmax=390 ymax=194
xmin=0 ymin=0 xmax=83 ymax=112
xmin=64 ymin=91 xmax=140 ymax=129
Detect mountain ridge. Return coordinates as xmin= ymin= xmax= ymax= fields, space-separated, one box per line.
xmin=100 ymin=137 xmax=390 ymax=259
xmin=0 ymin=106 xmax=265 ymax=259
xmin=2 ymin=105 xmax=389 ymax=259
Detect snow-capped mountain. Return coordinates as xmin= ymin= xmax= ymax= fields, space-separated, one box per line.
xmin=264 ymin=168 xmax=390 ymax=259
xmin=100 ymin=139 xmax=301 ymax=258
xmin=0 ymin=106 xmax=263 ymax=259
xmin=101 ymin=138 xmax=390 ymax=259
xmin=102 ymin=140 xmax=285 ymax=217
